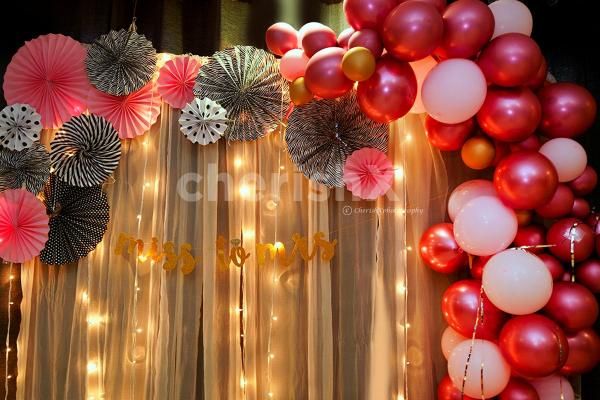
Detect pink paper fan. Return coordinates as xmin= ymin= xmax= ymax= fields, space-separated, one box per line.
xmin=0 ymin=189 xmax=49 ymax=263
xmin=157 ymin=56 xmax=202 ymax=109
xmin=343 ymin=148 xmax=394 ymax=200
xmin=88 ymin=83 xmax=161 ymax=139
xmin=2 ymin=34 xmax=90 ymax=129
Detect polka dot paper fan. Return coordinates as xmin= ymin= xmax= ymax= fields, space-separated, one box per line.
xmin=179 ymin=97 xmax=228 ymax=145
xmin=0 ymin=104 xmax=42 ymax=151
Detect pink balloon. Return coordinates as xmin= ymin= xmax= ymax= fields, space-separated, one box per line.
xmin=422 ymin=59 xmax=487 ymax=124
xmin=539 ymin=138 xmax=588 ymax=182
xmin=337 ymin=28 xmax=355 ymax=49
xmin=266 ymin=22 xmax=299 ymax=56
xmin=409 ymin=56 xmax=438 ymax=114
xmin=348 ymin=29 xmax=384 ymax=57
xmin=530 ymin=375 xmax=575 ymax=400
xmin=279 ymin=49 xmax=309 ymax=81
xmin=448 ymin=179 xmax=496 ymax=221
xmin=441 ymin=326 xmax=468 ymax=359
xmin=489 ymin=0 xmax=533 ymax=38
xmin=454 ymin=196 xmax=517 ymax=256
xmin=301 ymin=23 xmax=337 ymax=57
xmin=448 ymin=340 xmax=511 ymax=398
xmin=343 ymin=0 xmax=399 ymax=31
xmin=304 ymin=47 xmax=354 ymax=99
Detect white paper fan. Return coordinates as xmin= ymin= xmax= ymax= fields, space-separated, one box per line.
xmin=0 ymin=104 xmax=42 ymax=151
xmin=179 ymin=98 xmax=228 ymax=145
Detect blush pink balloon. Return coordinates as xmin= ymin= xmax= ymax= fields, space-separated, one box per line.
xmin=422 ymin=59 xmax=487 ymax=124
xmin=348 ymin=29 xmax=384 ymax=57
xmin=489 ymin=0 xmax=533 ymax=38
xmin=304 ymin=47 xmax=354 ymax=99
xmin=279 ymin=49 xmax=309 ymax=81
xmin=539 ymin=138 xmax=588 ymax=182
xmin=448 ymin=179 xmax=497 ymax=221
xmin=266 ymin=22 xmax=299 ymax=56
xmin=337 ymin=28 xmax=355 ymax=49
xmin=343 ymin=0 xmax=399 ymax=31
xmin=409 ymin=56 xmax=438 ymax=114
xmin=441 ymin=326 xmax=468 ymax=359
xmin=530 ymin=375 xmax=575 ymax=400
xmin=301 ymin=23 xmax=337 ymax=57
xmin=454 ymin=196 xmax=518 ymax=256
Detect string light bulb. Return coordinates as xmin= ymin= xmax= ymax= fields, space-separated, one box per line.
xmin=273 ymin=242 xmax=284 ymax=250
xmin=394 ymin=166 xmax=404 ymax=180
xmin=239 ymin=185 xmax=250 ymax=198
xmin=87 ymin=361 xmax=99 ymax=374
xmin=234 ymin=158 xmax=243 ymax=168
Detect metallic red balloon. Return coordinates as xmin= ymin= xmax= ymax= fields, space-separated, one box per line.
xmin=265 ymin=23 xmax=299 ymax=56
xmin=442 ymin=279 xmax=506 ymax=339
xmin=526 ymin=57 xmax=548 ymax=90
xmin=535 ymin=184 xmax=574 ymax=219
xmin=357 ymin=55 xmax=417 ymax=122
xmin=544 ymin=282 xmax=599 ymax=332
xmin=470 ymin=255 xmax=491 ymax=280
xmin=546 ymin=218 xmax=595 ymax=262
xmin=538 ymin=83 xmax=597 ymax=138
xmin=499 ymin=378 xmax=540 ymax=400
xmin=509 ymin=135 xmax=541 ymax=152
xmin=494 ymin=151 xmax=559 ymax=210
xmin=477 ymin=33 xmax=543 ymax=87
xmin=304 ymin=47 xmax=354 ymax=99
xmin=571 ymin=198 xmax=591 ymax=219
xmin=477 ymin=87 xmax=541 ymax=142
xmin=576 ymin=259 xmax=600 ymax=293
xmin=399 ymin=0 xmax=447 ymax=13
xmin=301 ymin=24 xmax=337 ymax=57
xmin=419 ymin=223 xmax=468 ymax=273
xmin=569 ymin=166 xmax=597 ymax=196
xmin=513 ymin=224 xmax=545 ymax=253
xmin=499 ymin=314 xmax=569 ymax=378
xmin=538 ymin=253 xmax=565 ymax=281
xmin=382 ymin=1 xmax=444 ymax=61
xmin=348 ymin=29 xmax=384 ymax=57
xmin=438 ymin=374 xmax=477 ymax=400
xmin=343 ymin=0 xmax=399 ymax=31
xmin=424 ymin=116 xmax=474 ymax=151
xmin=435 ymin=0 xmax=495 ymax=59
xmin=561 ymin=328 xmax=600 ymax=375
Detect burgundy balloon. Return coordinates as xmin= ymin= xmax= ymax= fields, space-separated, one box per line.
xmin=265 ymin=23 xmax=299 ymax=56
xmin=571 ymin=198 xmax=591 ymax=219
xmin=561 ymin=328 xmax=600 ymax=375
xmin=546 ymin=218 xmax=595 ymax=262
xmin=357 ymin=55 xmax=417 ymax=123
xmin=399 ymin=0 xmax=447 ymax=13
xmin=493 ymin=151 xmax=559 ymax=210
xmin=304 ymin=47 xmax=354 ymax=99
xmin=576 ymin=259 xmax=600 ymax=293
xmin=477 ymin=87 xmax=542 ymax=142
xmin=424 ymin=116 xmax=474 ymax=151
xmin=538 ymin=83 xmax=597 ymax=138
xmin=301 ymin=24 xmax=337 ymax=57
xmin=438 ymin=374 xmax=477 ymax=400
xmin=499 ymin=314 xmax=569 ymax=378
xmin=569 ymin=166 xmax=598 ymax=196
xmin=597 ymin=236 xmax=600 ymax=258
xmin=499 ymin=378 xmax=540 ymax=400
xmin=544 ymin=281 xmax=599 ymax=332
xmin=348 ymin=29 xmax=384 ymax=57
xmin=526 ymin=57 xmax=548 ymax=89
xmin=587 ymin=213 xmax=600 ymax=236
xmin=343 ymin=0 xmax=399 ymax=31
xmin=510 ymin=135 xmax=541 ymax=152
xmin=477 ymin=33 xmax=543 ymax=87
xmin=442 ymin=279 xmax=506 ymax=339
xmin=470 ymin=255 xmax=491 ymax=280
xmin=513 ymin=224 xmax=546 ymax=254
xmin=538 ymin=253 xmax=565 ymax=281
xmin=337 ymin=27 xmax=355 ymax=49
xmin=382 ymin=1 xmax=444 ymax=61
xmin=435 ymin=0 xmax=495 ymax=59
xmin=419 ymin=223 xmax=467 ymax=274
xmin=535 ymin=184 xmax=575 ymax=219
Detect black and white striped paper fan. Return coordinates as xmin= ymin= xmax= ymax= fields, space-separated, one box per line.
xmin=179 ymin=97 xmax=227 ymax=145
xmin=0 ymin=104 xmax=42 ymax=151
xmin=86 ymin=29 xmax=157 ymax=96
xmin=50 ymin=114 xmax=121 ymax=187
xmin=0 ymin=143 xmax=50 ymax=194
xmin=194 ymin=46 xmax=289 ymax=141
xmin=286 ymin=91 xmax=389 ymax=188
xmin=39 ymin=176 xmax=110 ymax=265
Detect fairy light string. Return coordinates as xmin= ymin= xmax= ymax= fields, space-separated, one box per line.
xmin=4 ymin=263 xmax=14 ymax=400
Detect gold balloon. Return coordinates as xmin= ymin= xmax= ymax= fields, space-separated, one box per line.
xmin=342 ymin=47 xmax=376 ymax=82
xmin=461 ymin=136 xmax=496 ymax=170
xmin=289 ymin=77 xmax=313 ymax=106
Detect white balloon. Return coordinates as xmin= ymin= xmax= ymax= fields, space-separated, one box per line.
xmin=530 ymin=375 xmax=575 ymax=400
xmin=447 ymin=179 xmax=497 ymax=221
xmin=539 ymin=138 xmax=588 ymax=182
xmin=489 ymin=0 xmax=533 ymax=38
xmin=441 ymin=326 xmax=468 ymax=360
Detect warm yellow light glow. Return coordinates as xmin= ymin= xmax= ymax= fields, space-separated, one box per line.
xmin=136 ymin=215 xmax=142 ymax=220
xmin=87 ymin=361 xmax=99 ymax=374
xmin=271 ymin=315 xmax=278 ymax=321
xmin=6 ymin=375 xmax=12 ymax=380
xmin=267 ymin=392 xmax=274 ymax=398
xmin=269 ymin=353 xmax=275 ymax=360
xmin=81 ymin=291 xmax=89 ymax=303
xmin=136 ymin=287 xmax=141 ymax=292
xmin=9 ymin=275 xmax=14 ymax=280
xmin=234 ymin=158 xmax=243 ymax=168
xmin=405 ymin=133 xmax=413 ymax=142
xmin=406 ymin=246 xmax=413 ymax=252
xmin=394 ymin=166 xmax=404 ymax=180
xmin=240 ymin=376 xmax=247 ymax=388
xmin=239 ymin=185 xmax=250 ymax=198
xmin=87 ymin=314 xmax=104 ymax=326
xmin=274 ymin=242 xmax=284 ymax=250
xmin=243 ymin=230 xmax=255 ymax=240
xmin=6 ymin=347 xmax=11 ymax=352
xmin=396 ymin=282 xmax=407 ymax=295
xmin=144 ymin=182 xmax=151 ymax=188
xmin=266 ymin=200 xmax=278 ymax=210
xmin=279 ymin=165 xmax=285 ymax=171
xmin=397 ymin=394 xmax=405 ymax=400
xmin=136 ymin=328 xmax=143 ymax=333
xmin=406 ymin=323 xmax=411 ymax=329
xmin=138 ymin=254 xmax=148 ymax=262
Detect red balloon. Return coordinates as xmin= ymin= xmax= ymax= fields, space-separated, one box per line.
xmin=265 ymin=23 xmax=299 ymax=57
xmin=301 ymin=24 xmax=337 ymax=57
xmin=337 ymin=28 xmax=355 ymax=49
xmin=526 ymin=57 xmax=548 ymax=89
xmin=477 ymin=87 xmax=542 ymax=142
xmin=509 ymin=135 xmax=541 ymax=152
xmin=538 ymin=253 xmax=565 ymax=281
xmin=470 ymin=255 xmax=491 ymax=280
xmin=304 ymin=48 xmax=354 ymax=99
xmin=357 ymin=55 xmax=417 ymax=123
xmin=546 ymin=218 xmax=595 ymax=262
xmin=576 ymin=259 xmax=600 ymax=293
xmin=571 ymin=198 xmax=591 ymax=219
xmin=561 ymin=328 xmax=600 ymax=375
xmin=343 ymin=0 xmax=399 ymax=31
xmin=538 ymin=83 xmax=597 ymax=138
xmin=424 ymin=116 xmax=474 ymax=151
xmin=597 ymin=236 xmax=600 ymax=258
xmin=499 ymin=314 xmax=569 ymax=378
xmin=438 ymin=374 xmax=477 ymax=400
xmin=477 ymin=33 xmax=543 ymax=87
xmin=492 ymin=139 xmax=510 ymax=166
xmin=544 ymin=281 xmax=599 ymax=332
xmin=419 ymin=223 xmax=468 ymax=273
xmin=513 ymin=224 xmax=545 ymax=253
xmin=499 ymin=378 xmax=540 ymax=400
xmin=535 ymin=184 xmax=575 ymax=219
xmin=399 ymin=0 xmax=447 ymax=13
xmin=493 ymin=151 xmax=559 ymax=210
xmin=382 ymin=1 xmax=444 ymax=61
xmin=435 ymin=0 xmax=495 ymax=59
xmin=569 ymin=166 xmax=597 ymax=196
xmin=442 ymin=279 xmax=506 ymax=339
xmin=348 ymin=29 xmax=384 ymax=57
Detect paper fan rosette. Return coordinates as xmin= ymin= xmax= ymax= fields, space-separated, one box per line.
xmin=0 ymin=143 xmax=50 ymax=194
xmin=343 ymin=148 xmax=394 ymax=200
xmin=86 ymin=29 xmax=157 ymax=96
xmin=88 ymin=83 xmax=161 ymax=139
xmin=286 ymin=91 xmax=389 ymax=187
xmin=0 ymin=189 xmax=49 ymax=263
xmin=39 ymin=176 xmax=110 ymax=265
xmin=0 ymin=104 xmax=42 ymax=151
xmin=179 ymin=98 xmax=227 ymax=145
xmin=50 ymin=114 xmax=122 ymax=187
xmin=157 ymin=55 xmax=202 ymax=108
xmin=3 ymin=34 xmax=90 ymax=129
